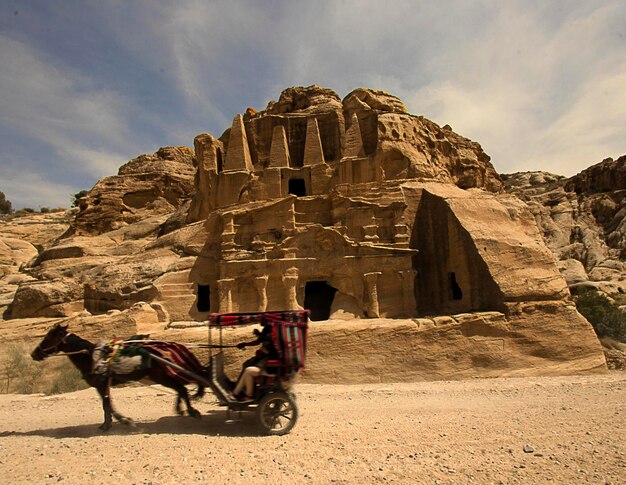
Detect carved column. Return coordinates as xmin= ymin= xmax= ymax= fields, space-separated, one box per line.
xmin=217 ymin=278 xmax=235 ymax=313
xmin=399 ymin=269 xmax=417 ymax=316
xmin=344 ymin=113 xmax=365 ymax=158
xmin=282 ymin=267 xmax=300 ymax=310
xmin=393 ymin=224 xmax=410 ymax=247
xmin=363 ymin=225 xmax=379 ymax=243
xmin=364 ymin=272 xmax=382 ymax=318
xmin=303 ymin=117 xmax=325 ymax=166
xmin=221 ymin=213 xmax=236 ymax=252
xmin=254 ymin=275 xmax=269 ymax=312
xmin=286 ymin=200 xmax=297 ymax=232
xmin=223 ymin=114 xmax=254 ymax=172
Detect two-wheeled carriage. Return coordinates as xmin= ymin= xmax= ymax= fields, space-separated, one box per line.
xmin=205 ymin=310 xmax=308 ymax=435
xmin=31 ymin=310 xmax=309 ymax=435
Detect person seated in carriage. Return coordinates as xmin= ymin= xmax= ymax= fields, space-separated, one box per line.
xmin=229 ymin=324 xmax=277 ymax=402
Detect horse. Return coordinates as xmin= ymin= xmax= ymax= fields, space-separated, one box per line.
xmin=31 ymin=323 xmax=209 ymax=431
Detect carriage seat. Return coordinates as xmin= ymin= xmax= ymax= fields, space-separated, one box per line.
xmin=261 ymin=359 xmax=283 ymax=376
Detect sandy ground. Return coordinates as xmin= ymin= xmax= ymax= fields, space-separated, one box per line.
xmin=0 ymin=373 xmax=625 ymax=485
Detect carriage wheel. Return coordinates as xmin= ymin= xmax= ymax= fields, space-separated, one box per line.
xmin=256 ymin=391 xmax=298 ymax=436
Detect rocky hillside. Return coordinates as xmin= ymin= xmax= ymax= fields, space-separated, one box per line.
xmin=502 ymin=155 xmax=626 ymax=299
xmin=0 ymin=86 xmax=618 ymax=387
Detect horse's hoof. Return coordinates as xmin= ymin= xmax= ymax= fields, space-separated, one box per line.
xmin=121 ymin=417 xmax=136 ymax=427
xmin=99 ymin=423 xmax=112 ymax=431
xmin=189 ymin=409 xmax=202 ymax=420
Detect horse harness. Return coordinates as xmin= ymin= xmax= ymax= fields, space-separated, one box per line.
xmin=34 ymin=332 xmax=89 ymax=357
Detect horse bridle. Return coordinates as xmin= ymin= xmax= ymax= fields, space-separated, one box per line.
xmin=35 ymin=331 xmax=70 ymax=356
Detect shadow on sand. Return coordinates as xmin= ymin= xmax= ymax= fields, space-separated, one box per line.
xmin=0 ymin=409 xmax=263 ymax=439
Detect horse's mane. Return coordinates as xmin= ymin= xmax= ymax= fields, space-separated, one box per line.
xmin=65 ymin=332 xmax=96 ymax=353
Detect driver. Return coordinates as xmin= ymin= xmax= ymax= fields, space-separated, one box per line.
xmin=229 ymin=324 xmax=276 ymax=401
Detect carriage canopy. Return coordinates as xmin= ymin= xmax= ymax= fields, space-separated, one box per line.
xmin=209 ymin=310 xmax=309 ymax=373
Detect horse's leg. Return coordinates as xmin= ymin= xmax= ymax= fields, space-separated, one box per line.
xmin=169 ymin=381 xmax=201 ymax=419
xmin=175 ymin=392 xmax=183 ymax=416
xmin=96 ymin=378 xmax=113 ymax=431
xmin=97 ymin=377 xmax=135 ymax=429
xmin=179 ymin=385 xmax=202 ymax=419
xmin=151 ymin=365 xmax=201 ymax=419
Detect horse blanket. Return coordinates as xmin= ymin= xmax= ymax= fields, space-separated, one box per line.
xmin=92 ymin=338 xmax=207 ymax=384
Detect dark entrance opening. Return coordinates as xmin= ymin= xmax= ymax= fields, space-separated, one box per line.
xmin=304 ymin=281 xmax=337 ymax=321
xmin=216 ymin=148 xmax=223 ymax=173
xmin=448 ymin=272 xmax=463 ymax=300
xmin=197 ymin=284 xmax=211 ymax=312
xmin=288 ymin=178 xmax=307 ymax=197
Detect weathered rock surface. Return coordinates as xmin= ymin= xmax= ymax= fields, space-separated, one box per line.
xmin=191 ymin=86 xmax=502 ymax=221
xmin=73 ymin=146 xmax=195 ymax=235
xmin=0 ymin=211 xmax=73 ymax=316
xmin=261 ymin=85 xmax=344 ymax=116
xmin=0 ymin=210 xmax=72 ymax=247
xmin=0 ymin=85 xmax=611 ymax=381
xmin=502 ymin=155 xmax=626 ymax=295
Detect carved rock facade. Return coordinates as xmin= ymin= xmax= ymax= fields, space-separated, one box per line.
xmin=184 ymin=86 xmax=577 ymax=327
xmin=0 ymin=86 xmax=607 ymax=380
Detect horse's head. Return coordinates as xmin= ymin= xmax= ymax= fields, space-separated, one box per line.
xmin=31 ymin=324 xmax=69 ymax=361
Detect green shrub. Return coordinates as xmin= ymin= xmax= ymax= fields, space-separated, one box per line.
xmin=1 ymin=342 xmax=43 ymax=393
xmin=573 ymin=288 xmax=626 ymax=342
xmin=13 ymin=208 xmax=35 ymax=217
xmin=1 ymin=343 xmax=89 ymax=394
xmin=46 ymin=361 xmax=89 ymax=395
xmin=0 ymin=191 xmax=12 ymax=214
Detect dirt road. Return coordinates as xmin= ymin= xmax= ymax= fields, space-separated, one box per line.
xmin=1 ymin=373 xmax=625 ymax=484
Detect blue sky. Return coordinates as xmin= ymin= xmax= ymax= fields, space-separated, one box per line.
xmin=1 ymin=0 xmax=625 ymax=209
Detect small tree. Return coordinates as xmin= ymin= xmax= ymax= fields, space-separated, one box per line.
xmin=1 ymin=343 xmax=43 ymax=393
xmin=0 ymin=191 xmax=12 ymax=214
xmin=573 ymin=288 xmax=626 ymax=342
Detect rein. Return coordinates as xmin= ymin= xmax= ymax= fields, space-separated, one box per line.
xmin=47 ymin=350 xmax=91 ymax=357
xmin=36 ymin=332 xmax=91 ymax=357
xmin=123 ymin=340 xmax=237 ymax=349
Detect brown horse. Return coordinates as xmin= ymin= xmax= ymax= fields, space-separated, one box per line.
xmin=31 ymin=324 xmax=209 ymax=431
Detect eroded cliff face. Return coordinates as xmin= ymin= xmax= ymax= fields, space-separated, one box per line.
xmin=73 ymin=146 xmax=195 ymax=235
xmin=502 ymin=155 xmax=626 ymax=295
xmin=0 ymin=85 xmax=608 ymax=380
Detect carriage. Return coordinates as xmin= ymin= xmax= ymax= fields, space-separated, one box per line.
xmin=31 ymin=310 xmax=309 ymax=436
xmin=206 ymin=310 xmax=309 ymax=435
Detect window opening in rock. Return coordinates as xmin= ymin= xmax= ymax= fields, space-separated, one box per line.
xmin=197 ymin=284 xmax=211 ymax=312
xmin=288 ymin=178 xmax=307 ymax=197
xmin=216 ymin=148 xmax=223 ymax=173
xmin=448 ymin=272 xmax=463 ymax=300
xmin=304 ymin=281 xmax=337 ymax=321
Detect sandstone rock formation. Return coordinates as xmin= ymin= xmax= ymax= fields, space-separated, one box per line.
xmin=502 ymin=155 xmax=626 ymax=295
xmin=0 ymin=210 xmax=72 ymax=317
xmin=0 ymin=85 xmax=609 ymax=381
xmin=73 ymin=146 xmax=195 ymax=235
xmin=187 ymin=86 xmax=501 ymax=222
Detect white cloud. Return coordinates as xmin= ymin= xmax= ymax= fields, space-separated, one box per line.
xmin=403 ymin=1 xmax=626 ymax=175
xmin=532 ymin=62 xmax=626 ymax=174
xmin=0 ymin=36 xmax=134 ymax=178
xmin=0 ymin=165 xmax=83 ymax=209
xmin=1 ymin=0 xmax=625 ymax=212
